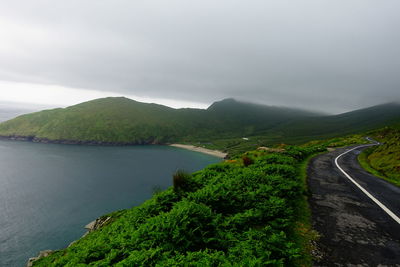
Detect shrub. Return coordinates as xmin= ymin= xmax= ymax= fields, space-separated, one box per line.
xmin=33 ymin=146 xmax=314 ymax=266
xmin=242 ymin=156 xmax=254 ymax=166
xmin=260 ymin=154 xmax=296 ymax=165
xmin=261 ymin=164 xmax=297 ymax=178
xmin=227 ymin=226 xmax=301 ymax=265
xmin=172 ymin=170 xmax=193 ymax=192
xmin=156 ymin=249 xmax=229 ymax=266
xmin=134 ymin=200 xmax=221 ymax=252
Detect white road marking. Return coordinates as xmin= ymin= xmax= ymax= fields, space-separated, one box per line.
xmin=334 ymin=144 xmax=400 ymax=225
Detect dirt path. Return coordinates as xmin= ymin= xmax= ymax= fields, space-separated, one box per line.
xmin=308 ymin=145 xmax=400 ymax=266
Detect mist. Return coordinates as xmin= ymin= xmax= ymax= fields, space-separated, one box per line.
xmin=0 ymin=1 xmax=399 ymax=113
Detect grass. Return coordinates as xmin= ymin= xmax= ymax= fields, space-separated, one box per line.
xmin=0 ymin=97 xmax=321 ymax=145
xmin=31 ymin=133 xmax=368 ymax=266
xmin=188 ymin=131 xmax=373 ymax=158
xmin=287 ymin=133 xmax=368 ymax=266
xmin=33 ymin=146 xmax=323 ymax=266
xmin=0 ymin=97 xmax=399 ymax=154
xmin=357 ymin=127 xmax=400 ymax=187
xmin=357 ymin=147 xmax=395 ymax=184
xmin=288 ymin=152 xmax=324 ymax=266
xmin=1 ymin=96 xmax=397 ymax=265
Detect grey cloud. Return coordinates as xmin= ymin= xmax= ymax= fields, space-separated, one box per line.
xmin=0 ymin=0 xmax=399 ymax=113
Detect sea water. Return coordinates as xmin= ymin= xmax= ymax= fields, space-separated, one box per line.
xmin=0 ymin=140 xmax=220 ymax=267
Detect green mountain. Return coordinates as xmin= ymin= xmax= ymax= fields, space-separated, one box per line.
xmin=4 ymin=97 xmax=398 ymax=266
xmin=0 ymin=97 xmax=399 ymax=146
xmin=271 ymin=102 xmax=400 ymax=141
xmin=0 ymin=97 xmax=198 ymax=144
xmin=205 ymin=98 xmax=320 ymax=138
xmin=0 ymin=97 xmax=320 ymax=144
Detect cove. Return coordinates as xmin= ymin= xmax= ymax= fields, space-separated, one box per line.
xmin=0 ymin=140 xmax=220 ymax=267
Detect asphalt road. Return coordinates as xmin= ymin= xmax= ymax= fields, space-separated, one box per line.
xmin=308 ymin=145 xmax=400 ymax=266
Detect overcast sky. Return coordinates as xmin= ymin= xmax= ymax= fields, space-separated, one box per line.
xmin=0 ymin=0 xmax=399 ymax=113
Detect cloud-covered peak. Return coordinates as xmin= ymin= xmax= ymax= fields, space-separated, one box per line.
xmin=0 ymin=1 xmax=399 ymax=113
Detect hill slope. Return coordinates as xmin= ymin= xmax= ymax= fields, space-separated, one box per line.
xmin=0 ymin=97 xmax=202 ymax=144
xmin=0 ymin=97 xmax=399 ymax=146
xmin=274 ymin=102 xmax=400 ymax=140
xmin=0 ymin=97 xmax=320 ymax=144
xmin=30 ymin=134 xmax=368 ymax=266
xmin=30 ymin=144 xmax=325 ymax=266
xmin=358 ymin=125 xmax=400 ymax=186
xmin=205 ymin=98 xmax=320 ymax=138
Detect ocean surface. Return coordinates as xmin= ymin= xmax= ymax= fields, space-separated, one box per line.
xmin=0 ymin=140 xmax=220 ymax=267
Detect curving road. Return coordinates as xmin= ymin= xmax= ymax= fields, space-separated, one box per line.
xmin=308 ymin=144 xmax=400 ymax=266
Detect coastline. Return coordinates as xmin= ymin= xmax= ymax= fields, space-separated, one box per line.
xmin=0 ymin=135 xmax=228 ymax=158
xmin=0 ymin=135 xmax=162 ymax=146
xmin=169 ymin=144 xmax=227 ymax=158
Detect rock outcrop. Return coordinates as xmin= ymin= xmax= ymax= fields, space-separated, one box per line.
xmin=27 ymin=250 xmax=53 ymax=267
xmin=84 ymin=216 xmax=111 ymax=235
xmin=26 ymin=216 xmax=111 ymax=266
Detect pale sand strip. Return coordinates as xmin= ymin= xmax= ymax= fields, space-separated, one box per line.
xmin=169 ymin=144 xmax=227 ymax=158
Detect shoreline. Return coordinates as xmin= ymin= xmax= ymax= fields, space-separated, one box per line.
xmin=0 ymin=135 xmax=157 ymax=146
xmin=169 ymin=144 xmax=227 ymax=158
xmin=0 ymin=135 xmax=228 ymax=158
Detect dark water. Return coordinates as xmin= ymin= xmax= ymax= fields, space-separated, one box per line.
xmin=0 ymin=140 xmax=220 ymax=267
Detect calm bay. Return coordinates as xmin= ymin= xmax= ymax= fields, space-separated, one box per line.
xmin=0 ymin=140 xmax=220 ymax=267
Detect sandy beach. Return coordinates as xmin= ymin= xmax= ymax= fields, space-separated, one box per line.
xmin=169 ymin=144 xmax=227 ymax=158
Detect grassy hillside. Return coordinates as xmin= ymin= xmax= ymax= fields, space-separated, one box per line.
xmin=0 ymin=107 xmax=36 ymax=122
xmin=0 ymin=97 xmax=399 ymax=151
xmin=358 ymin=126 xmax=400 ymax=186
xmin=0 ymin=98 xmax=202 ymax=144
xmin=186 ymin=102 xmax=400 ymax=156
xmin=0 ymin=97 xmax=321 ymax=144
xmin=274 ymin=102 xmax=400 ymax=140
xmin=204 ymin=98 xmax=320 ymax=138
xmin=31 ymin=135 xmax=365 ymax=266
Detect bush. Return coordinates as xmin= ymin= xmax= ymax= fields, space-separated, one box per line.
xmin=156 ymin=249 xmax=229 ymax=266
xmin=242 ymin=156 xmax=254 ymax=167
xmin=33 ymin=145 xmax=314 ymax=266
xmin=260 ymin=154 xmax=296 ymax=165
xmin=172 ymin=170 xmax=194 ymax=193
xmin=260 ymin=164 xmax=297 ymax=178
xmin=134 ymin=200 xmax=221 ymax=252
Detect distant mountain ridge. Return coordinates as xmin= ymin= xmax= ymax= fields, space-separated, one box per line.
xmin=0 ymin=97 xmax=399 ymax=146
xmin=273 ymin=102 xmax=400 ymax=140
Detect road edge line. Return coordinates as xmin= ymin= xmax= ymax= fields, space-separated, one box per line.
xmin=334 ymin=144 xmax=400 ymax=225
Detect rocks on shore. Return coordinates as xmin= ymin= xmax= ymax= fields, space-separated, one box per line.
xmin=84 ymin=216 xmax=111 ymax=235
xmin=27 ymin=250 xmax=53 ymax=267
xmin=26 ymin=216 xmax=111 ymax=267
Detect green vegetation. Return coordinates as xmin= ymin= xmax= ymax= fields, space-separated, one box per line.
xmin=2 ymin=96 xmax=395 ymax=265
xmin=0 ymin=97 xmax=399 ymax=155
xmin=358 ymin=126 xmax=400 ymax=187
xmin=172 ymin=170 xmax=194 ymax=192
xmin=0 ymin=97 xmax=320 ymax=145
xmin=32 ymin=134 xmax=364 ymax=266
